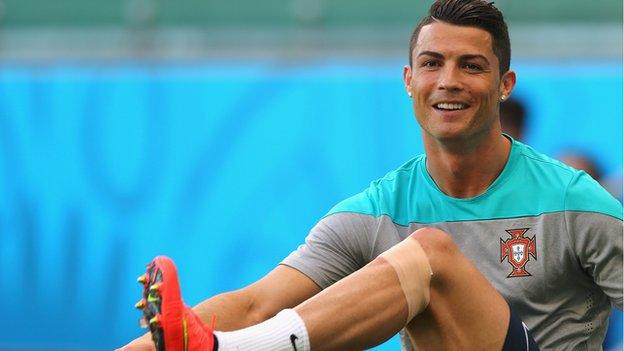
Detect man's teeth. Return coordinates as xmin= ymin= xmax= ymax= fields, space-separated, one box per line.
xmin=435 ymin=103 xmax=467 ymax=110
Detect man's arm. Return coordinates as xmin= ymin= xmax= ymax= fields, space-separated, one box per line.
xmin=120 ymin=204 xmax=377 ymax=350
xmin=118 ymin=265 xmax=321 ymax=350
xmin=194 ymin=265 xmax=322 ymax=330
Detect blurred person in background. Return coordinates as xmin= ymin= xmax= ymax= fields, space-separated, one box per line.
xmin=559 ymin=150 xmax=623 ymax=202
xmin=559 ymin=151 xmax=602 ymax=182
xmin=499 ymin=97 xmax=527 ymax=142
xmin=119 ymin=1 xmax=622 ymax=350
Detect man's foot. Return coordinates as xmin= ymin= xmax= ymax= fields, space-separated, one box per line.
xmin=136 ymin=256 xmax=216 ymax=351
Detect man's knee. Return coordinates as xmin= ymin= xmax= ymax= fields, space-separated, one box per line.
xmin=379 ymin=232 xmax=434 ymax=322
xmin=377 ymin=227 xmax=462 ymax=322
xmin=409 ymin=227 xmax=460 ymax=271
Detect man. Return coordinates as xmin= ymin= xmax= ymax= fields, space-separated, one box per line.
xmin=120 ymin=0 xmax=623 ymax=350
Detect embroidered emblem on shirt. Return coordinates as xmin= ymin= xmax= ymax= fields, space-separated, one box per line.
xmin=500 ymin=228 xmax=537 ymax=278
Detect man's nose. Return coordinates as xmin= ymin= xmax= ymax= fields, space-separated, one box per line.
xmin=437 ymin=66 xmax=462 ymax=92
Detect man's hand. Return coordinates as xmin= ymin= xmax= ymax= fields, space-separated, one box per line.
xmin=115 ymin=333 xmax=154 ymax=351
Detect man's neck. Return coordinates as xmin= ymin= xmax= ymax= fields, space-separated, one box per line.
xmin=424 ymin=132 xmax=511 ymax=199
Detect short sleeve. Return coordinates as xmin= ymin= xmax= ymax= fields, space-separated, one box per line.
xmin=565 ymin=172 xmax=623 ymax=309
xmin=281 ymin=212 xmax=379 ymax=289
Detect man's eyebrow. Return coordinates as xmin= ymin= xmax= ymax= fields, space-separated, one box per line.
xmin=460 ymin=54 xmax=490 ymax=64
xmin=417 ymin=51 xmax=444 ymax=59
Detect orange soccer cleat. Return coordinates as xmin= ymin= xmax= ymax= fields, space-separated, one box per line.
xmin=136 ymin=256 xmax=216 ymax=351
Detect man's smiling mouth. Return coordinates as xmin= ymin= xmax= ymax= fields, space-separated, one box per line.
xmin=433 ymin=102 xmax=470 ymax=111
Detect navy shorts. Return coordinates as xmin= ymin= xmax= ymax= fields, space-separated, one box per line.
xmin=502 ymin=306 xmax=540 ymax=351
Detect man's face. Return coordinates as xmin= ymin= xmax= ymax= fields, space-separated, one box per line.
xmin=404 ymin=21 xmax=515 ymax=144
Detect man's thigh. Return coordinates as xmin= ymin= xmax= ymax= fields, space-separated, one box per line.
xmin=404 ymin=227 xmax=537 ymax=351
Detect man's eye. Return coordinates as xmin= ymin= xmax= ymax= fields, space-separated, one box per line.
xmin=422 ymin=61 xmax=440 ymax=68
xmin=463 ymin=63 xmax=482 ymax=71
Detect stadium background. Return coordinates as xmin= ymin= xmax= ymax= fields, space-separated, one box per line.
xmin=0 ymin=0 xmax=621 ymax=350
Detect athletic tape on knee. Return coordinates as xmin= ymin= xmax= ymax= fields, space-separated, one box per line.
xmin=380 ymin=237 xmax=433 ymax=322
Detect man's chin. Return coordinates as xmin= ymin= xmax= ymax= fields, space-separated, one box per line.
xmin=427 ymin=129 xmax=469 ymax=143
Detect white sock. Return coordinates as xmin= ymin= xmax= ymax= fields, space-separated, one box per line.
xmin=214 ymin=309 xmax=311 ymax=351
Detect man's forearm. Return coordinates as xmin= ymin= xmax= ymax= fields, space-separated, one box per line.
xmin=191 ymin=266 xmax=322 ymax=331
xmin=192 ymin=289 xmax=270 ymax=331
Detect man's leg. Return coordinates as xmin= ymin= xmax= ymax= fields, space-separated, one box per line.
xmin=294 ymin=227 xmax=512 ymax=350
xmin=137 ymin=227 xmax=534 ymax=350
xmin=402 ymin=228 xmax=539 ymax=350
xmin=294 ymin=250 xmax=412 ymax=350
xmin=403 ymin=227 xmax=511 ymax=350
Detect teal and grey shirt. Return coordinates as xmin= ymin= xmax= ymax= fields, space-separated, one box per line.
xmin=282 ymin=138 xmax=623 ymax=350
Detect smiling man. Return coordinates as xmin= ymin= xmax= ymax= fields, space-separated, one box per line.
xmin=120 ymin=1 xmax=622 ymax=350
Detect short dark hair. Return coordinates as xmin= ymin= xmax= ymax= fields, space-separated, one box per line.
xmin=408 ymin=0 xmax=511 ymax=75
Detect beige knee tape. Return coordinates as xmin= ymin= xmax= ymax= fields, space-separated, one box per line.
xmin=380 ymin=237 xmax=433 ymax=322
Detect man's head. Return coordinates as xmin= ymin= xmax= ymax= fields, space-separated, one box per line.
xmin=409 ymin=0 xmax=510 ymax=76
xmin=402 ymin=0 xmax=516 ymax=145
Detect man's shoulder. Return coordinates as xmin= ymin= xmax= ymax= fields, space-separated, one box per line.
xmin=512 ymin=141 xmax=585 ymax=194
xmin=514 ymin=141 xmax=577 ymax=181
xmin=564 ymin=169 xmax=622 ymax=220
xmin=515 ymin=141 xmax=622 ymax=220
xmin=325 ymin=155 xmax=426 ymax=220
xmin=372 ymin=155 xmax=425 ymax=188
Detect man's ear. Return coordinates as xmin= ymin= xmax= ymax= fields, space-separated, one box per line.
xmin=500 ymin=70 xmax=516 ymax=99
xmin=403 ymin=65 xmax=413 ymax=98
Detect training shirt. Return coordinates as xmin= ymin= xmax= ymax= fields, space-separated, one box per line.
xmin=282 ymin=138 xmax=623 ymax=350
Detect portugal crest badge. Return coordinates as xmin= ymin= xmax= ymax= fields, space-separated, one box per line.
xmin=500 ymin=228 xmax=537 ymax=278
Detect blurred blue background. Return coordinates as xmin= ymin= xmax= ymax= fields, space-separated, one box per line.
xmin=0 ymin=1 xmax=622 ymax=350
